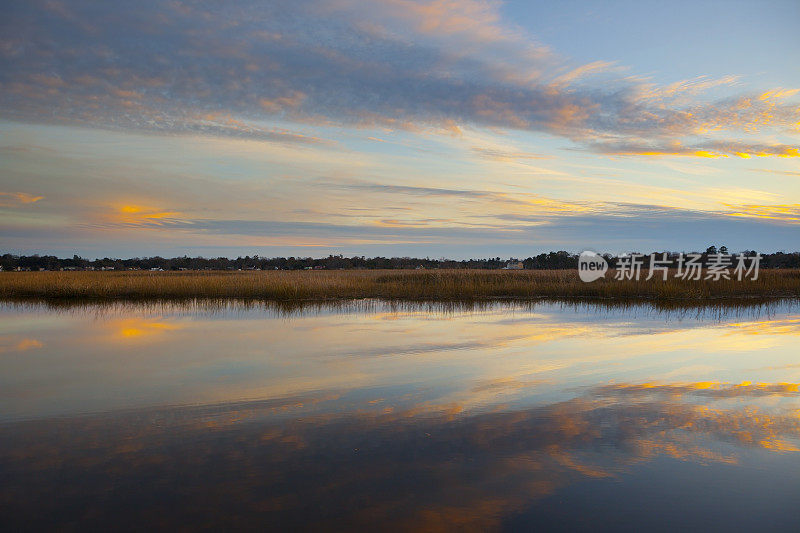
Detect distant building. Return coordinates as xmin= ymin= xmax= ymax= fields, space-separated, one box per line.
xmin=503 ymin=261 xmax=524 ymax=270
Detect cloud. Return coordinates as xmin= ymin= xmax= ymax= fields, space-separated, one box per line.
xmin=0 ymin=191 xmax=44 ymax=206
xmin=111 ymin=318 xmax=183 ymax=341
xmin=5 ymin=378 xmax=800 ymax=530
xmin=328 ymin=182 xmax=494 ymax=198
xmin=550 ymin=60 xmax=620 ymax=88
xmin=633 ymin=75 xmax=741 ymax=101
xmin=59 ymin=193 xmax=800 ymax=250
xmin=1 ymin=0 xmax=797 ymax=157
xmin=470 ymin=147 xmax=550 ymax=161
xmin=589 ymin=140 xmax=800 ymax=159
xmin=723 ymin=204 xmax=800 ymax=222
xmin=596 ymin=381 xmax=800 ymax=399
xmin=751 ymin=169 xmax=800 ymax=177
xmin=0 ymin=337 xmax=44 ymax=353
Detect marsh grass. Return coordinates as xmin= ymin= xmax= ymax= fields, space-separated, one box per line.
xmin=1 ymin=269 xmax=799 ymax=302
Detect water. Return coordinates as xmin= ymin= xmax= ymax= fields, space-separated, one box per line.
xmin=2 ymin=300 xmax=800 ymax=531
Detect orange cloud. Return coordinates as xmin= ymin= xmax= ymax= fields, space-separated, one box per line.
xmin=109 ymin=204 xmax=184 ymax=227
xmin=550 ymin=60 xmax=618 ymax=87
xmin=113 ymin=318 xmax=182 ymax=340
xmin=16 ymin=338 xmax=44 ymax=351
xmin=0 ymin=337 xmax=44 ymax=353
xmin=594 ymin=141 xmax=800 ymax=159
xmin=758 ymin=88 xmax=800 ymax=101
xmin=0 ymin=192 xmax=44 ymax=206
xmin=723 ymin=204 xmax=800 ymax=223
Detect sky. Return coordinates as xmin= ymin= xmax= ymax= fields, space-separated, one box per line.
xmin=1 ymin=0 xmax=799 ymax=259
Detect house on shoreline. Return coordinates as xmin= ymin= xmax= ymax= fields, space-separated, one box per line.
xmin=502 ymin=261 xmax=524 ymax=270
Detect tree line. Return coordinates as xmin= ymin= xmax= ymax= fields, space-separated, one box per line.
xmin=2 ymin=247 xmax=799 ymax=271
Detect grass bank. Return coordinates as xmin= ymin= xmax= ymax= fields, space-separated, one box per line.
xmin=1 ymin=269 xmax=799 ymax=302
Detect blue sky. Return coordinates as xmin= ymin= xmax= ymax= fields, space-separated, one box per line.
xmin=1 ymin=0 xmax=798 ymax=258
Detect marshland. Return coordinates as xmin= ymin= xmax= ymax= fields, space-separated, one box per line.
xmin=1 ymin=268 xmax=799 ymax=302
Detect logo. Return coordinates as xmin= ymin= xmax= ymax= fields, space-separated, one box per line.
xmin=578 ymin=251 xmax=608 ymax=282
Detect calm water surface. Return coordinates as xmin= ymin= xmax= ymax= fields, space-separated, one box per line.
xmin=2 ymin=300 xmax=800 ymax=531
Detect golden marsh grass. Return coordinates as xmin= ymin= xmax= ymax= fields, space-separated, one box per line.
xmin=1 ymin=269 xmax=799 ymax=302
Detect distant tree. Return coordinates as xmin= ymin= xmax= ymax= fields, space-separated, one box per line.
xmin=2 ymin=250 xmax=798 ymax=271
